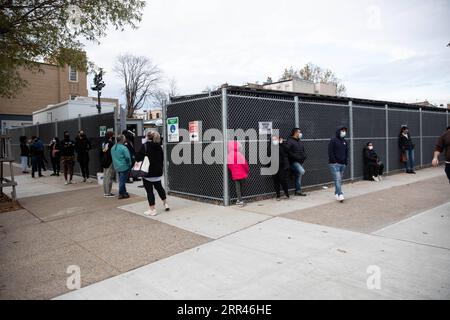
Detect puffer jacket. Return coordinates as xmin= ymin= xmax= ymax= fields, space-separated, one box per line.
xmin=227 ymin=141 xmax=249 ymax=181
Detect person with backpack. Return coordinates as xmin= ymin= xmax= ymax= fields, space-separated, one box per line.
xmin=111 ymin=134 xmax=132 ymax=199
xmin=60 ymin=131 xmax=76 ymax=185
xmin=135 ymin=131 xmax=170 ymax=216
xmin=75 ymin=130 xmax=92 ymax=182
xmin=227 ymin=140 xmax=249 ymax=207
xmin=100 ymin=131 xmax=116 ymax=198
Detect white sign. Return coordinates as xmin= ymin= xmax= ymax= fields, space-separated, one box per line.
xmin=259 ymin=122 xmax=273 ymax=135
xmin=167 ymin=117 xmax=179 ymax=143
xmin=189 ymin=121 xmax=200 ymax=142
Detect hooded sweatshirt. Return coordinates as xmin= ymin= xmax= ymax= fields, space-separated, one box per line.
xmin=328 ymin=126 xmax=349 ymax=165
xmin=227 ymin=141 xmax=249 ymax=181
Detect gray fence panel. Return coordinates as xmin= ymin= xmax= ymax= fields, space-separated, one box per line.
xmin=353 ymin=106 xmax=386 ymax=138
xmin=299 ymin=102 xmax=349 ymax=139
xmin=388 ymin=109 xmax=420 ymax=137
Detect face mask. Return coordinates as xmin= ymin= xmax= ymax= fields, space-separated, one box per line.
xmin=272 ymin=140 xmax=279 ymax=146
xmin=368 ymin=146 xmax=373 ymax=150
xmin=340 ymin=131 xmax=347 ymax=138
xmin=299 ymin=133 xmax=303 ymax=139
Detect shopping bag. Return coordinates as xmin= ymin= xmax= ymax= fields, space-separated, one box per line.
xmin=131 ymin=156 xmax=150 ymax=178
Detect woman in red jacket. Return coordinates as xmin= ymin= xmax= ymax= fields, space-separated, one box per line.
xmin=227 ymin=140 xmax=249 ymax=206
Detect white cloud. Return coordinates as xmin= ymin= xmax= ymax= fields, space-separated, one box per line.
xmin=82 ymin=0 xmax=450 ymax=105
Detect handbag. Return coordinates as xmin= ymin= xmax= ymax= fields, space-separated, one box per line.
xmin=400 ymin=151 xmax=407 ymax=163
xmin=131 ymin=143 xmax=150 ymax=178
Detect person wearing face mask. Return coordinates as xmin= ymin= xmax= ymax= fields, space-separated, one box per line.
xmin=364 ymin=142 xmax=384 ymax=182
xmin=398 ymin=125 xmax=416 ymax=174
xmin=328 ymin=126 xmax=349 ymax=202
xmin=75 ymin=130 xmax=92 ymax=182
xmin=60 ymin=131 xmax=76 ymax=185
xmin=49 ymin=137 xmax=60 ymax=176
xmin=271 ymin=136 xmax=290 ymax=200
xmin=286 ymin=128 xmax=307 ymax=196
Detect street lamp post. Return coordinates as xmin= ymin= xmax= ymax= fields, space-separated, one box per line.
xmin=91 ymin=69 xmax=105 ymax=114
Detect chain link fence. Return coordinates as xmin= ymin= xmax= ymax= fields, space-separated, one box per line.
xmin=165 ymin=87 xmax=448 ymax=205
xmin=6 ymin=112 xmax=115 ymax=178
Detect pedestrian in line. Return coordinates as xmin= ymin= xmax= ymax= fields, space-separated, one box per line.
xmin=75 ymin=130 xmax=92 ymax=182
xmin=227 ymin=140 xmax=249 ymax=207
xmin=363 ymin=142 xmax=384 ymax=182
xmin=19 ymin=136 xmax=29 ymax=174
xmin=432 ymin=126 xmax=450 ymax=184
xmin=328 ymin=126 xmax=349 ymax=202
xmin=111 ymin=134 xmax=132 ymax=199
xmin=136 ymin=131 xmax=170 ymax=216
xmin=137 ymin=131 xmax=155 ymax=189
xmin=30 ymin=136 xmax=44 ymax=178
xmin=122 ymin=130 xmax=137 ymax=184
xmin=287 ymin=128 xmax=307 ymax=196
xmin=60 ymin=131 xmax=76 ymax=185
xmin=399 ymin=125 xmax=416 ymax=174
xmin=271 ymin=136 xmax=290 ymax=201
xmin=100 ymin=131 xmax=116 ymax=198
xmin=49 ymin=137 xmax=61 ymax=176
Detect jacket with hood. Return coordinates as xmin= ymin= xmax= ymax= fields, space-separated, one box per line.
xmin=364 ymin=148 xmax=379 ymax=165
xmin=29 ymin=139 xmax=44 ymax=157
xmin=227 ymin=141 xmax=249 ymax=181
xmin=286 ymin=136 xmax=307 ymax=164
xmin=75 ymin=135 xmax=92 ymax=162
xmin=328 ymin=126 xmax=349 ymax=165
xmin=59 ymin=138 xmax=76 ymax=157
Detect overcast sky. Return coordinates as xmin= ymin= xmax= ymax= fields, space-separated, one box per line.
xmin=84 ymin=0 xmax=450 ymax=109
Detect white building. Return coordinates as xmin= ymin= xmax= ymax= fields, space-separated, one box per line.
xmin=262 ymin=78 xmax=338 ymax=96
xmin=32 ymin=97 xmax=116 ymax=124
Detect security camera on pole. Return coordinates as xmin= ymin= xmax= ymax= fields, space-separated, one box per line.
xmin=91 ymin=69 xmax=106 ymax=114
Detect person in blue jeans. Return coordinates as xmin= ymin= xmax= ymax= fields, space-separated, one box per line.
xmin=287 ymin=128 xmax=307 ymax=196
xmin=111 ymin=134 xmax=132 ymax=199
xmin=328 ymin=126 xmax=349 ymax=202
xmin=398 ymin=125 xmax=416 ymax=174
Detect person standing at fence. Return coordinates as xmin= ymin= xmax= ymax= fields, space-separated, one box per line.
xmin=287 ymin=128 xmax=307 ymax=196
xmin=271 ymin=136 xmax=290 ymax=201
xmin=399 ymin=125 xmax=416 ymax=174
xmin=60 ymin=131 xmax=76 ymax=185
xmin=363 ymin=142 xmax=384 ymax=182
xmin=432 ymin=126 xmax=450 ymax=183
xmin=122 ymin=130 xmax=137 ymax=184
xmin=19 ymin=136 xmax=30 ymax=174
xmin=49 ymin=137 xmax=60 ymax=176
xmin=228 ymin=140 xmax=249 ymax=207
xmin=75 ymin=130 xmax=92 ymax=182
xmin=136 ymin=131 xmax=170 ymax=216
xmin=328 ymin=126 xmax=349 ymax=202
xmin=101 ymin=131 xmax=116 ymax=198
xmin=30 ymin=136 xmax=44 ymax=178
xmin=111 ymin=134 xmax=132 ymax=199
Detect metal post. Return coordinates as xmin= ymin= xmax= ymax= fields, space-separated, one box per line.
xmin=222 ymin=87 xmax=229 ymax=206
xmin=114 ymin=106 xmax=118 ymax=142
xmin=294 ymin=96 xmax=300 ymax=128
xmin=349 ymin=101 xmax=354 ymax=180
xmin=162 ymin=99 xmax=169 ymax=192
xmin=385 ymin=104 xmax=389 ymax=173
xmin=447 ymin=110 xmax=449 ymax=127
xmin=55 ymin=121 xmax=58 ymax=138
xmin=419 ymin=108 xmax=423 ymax=167
xmin=36 ymin=123 xmax=39 ymax=138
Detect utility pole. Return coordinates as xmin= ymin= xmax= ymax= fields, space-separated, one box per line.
xmin=91 ymin=69 xmax=105 ymax=114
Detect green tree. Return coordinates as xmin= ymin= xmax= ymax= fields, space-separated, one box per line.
xmin=279 ymin=63 xmax=347 ymax=96
xmin=0 ymin=0 xmax=146 ymax=98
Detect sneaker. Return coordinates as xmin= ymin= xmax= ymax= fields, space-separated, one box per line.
xmin=164 ymin=203 xmax=170 ymax=211
xmin=144 ymin=209 xmax=157 ymax=216
xmin=338 ymin=194 xmax=345 ymax=202
xmin=83 ymin=178 xmax=87 ymax=182
xmin=236 ymin=200 xmax=245 ymax=207
xmin=378 ymin=175 xmax=383 ymax=181
xmin=295 ymin=191 xmax=307 ymax=197
xmin=104 ymin=193 xmax=115 ymax=198
xmin=372 ymin=176 xmax=380 ymax=182
xmin=276 ymin=196 xmax=281 ymax=201
xmin=335 ymin=194 xmax=340 ymax=201
xmin=64 ymin=181 xmax=69 ymax=185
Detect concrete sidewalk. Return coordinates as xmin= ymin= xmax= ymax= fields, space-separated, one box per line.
xmin=1 ymin=165 xmax=449 ymax=299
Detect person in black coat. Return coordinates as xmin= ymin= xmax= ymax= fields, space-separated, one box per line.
xmin=286 ymin=128 xmax=307 ymax=196
xmin=328 ymin=126 xmax=349 ymax=202
xmin=135 ymin=131 xmax=169 ymax=216
xmin=122 ymin=130 xmax=137 ymax=183
xmin=75 ymin=130 xmax=92 ymax=182
xmin=49 ymin=137 xmax=61 ymax=176
xmin=398 ymin=125 xmax=416 ymax=174
xmin=271 ymin=136 xmax=290 ymax=200
xmin=363 ymin=142 xmax=384 ymax=182
xmin=19 ymin=136 xmax=30 ymax=173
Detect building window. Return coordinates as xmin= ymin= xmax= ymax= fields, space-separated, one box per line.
xmin=69 ymin=66 xmax=78 ymax=82
xmin=156 ymin=113 xmax=160 ymax=118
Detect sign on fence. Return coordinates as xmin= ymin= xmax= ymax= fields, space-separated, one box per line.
xmin=167 ymin=117 xmax=179 ymax=142
xmin=189 ymin=121 xmax=200 ymax=142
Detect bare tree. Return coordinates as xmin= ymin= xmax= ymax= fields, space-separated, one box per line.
xmin=114 ymin=54 xmax=161 ymax=118
xmin=150 ymin=77 xmax=179 ymax=110
xmin=279 ymin=63 xmax=347 ymax=96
